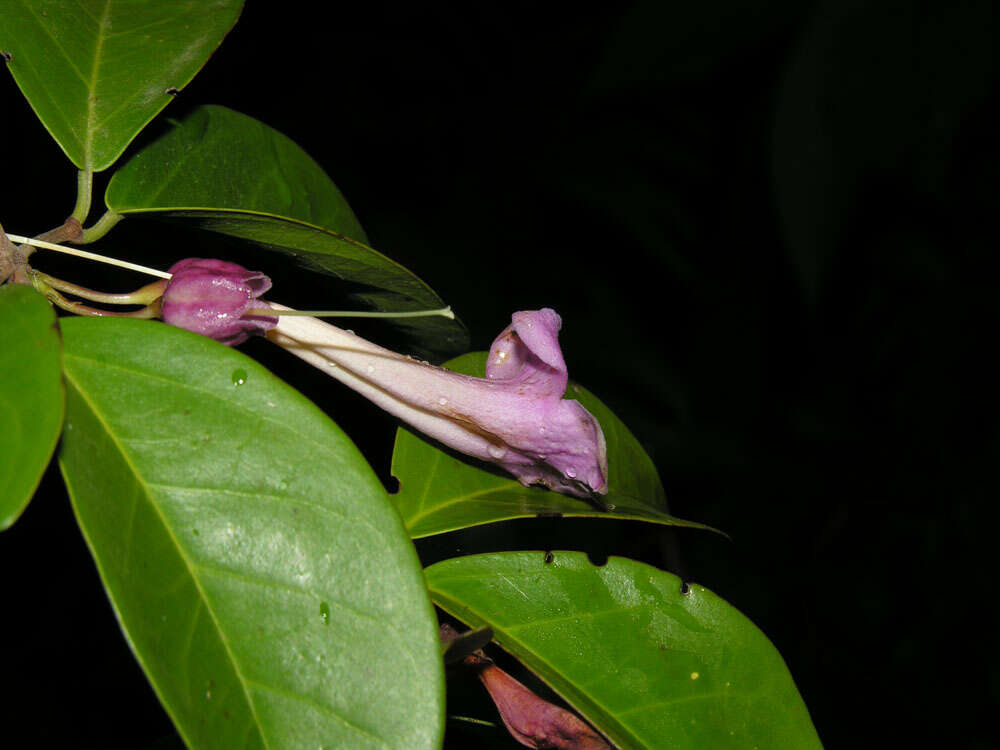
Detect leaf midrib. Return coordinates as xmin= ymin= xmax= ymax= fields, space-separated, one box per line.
xmin=404 ymin=482 xmax=523 ymax=527
xmin=405 ymin=486 xmax=688 ymax=535
xmin=83 ymin=0 xmax=112 ymax=170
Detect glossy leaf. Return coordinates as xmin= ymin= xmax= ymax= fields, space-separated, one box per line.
xmin=392 ymin=353 xmax=713 ymax=538
xmin=105 ymin=105 xmax=468 ymax=356
xmin=106 ymin=106 xmax=368 ymax=242
xmin=0 ymin=0 xmax=242 ymax=171
xmin=0 ymin=284 xmax=63 ymax=529
xmin=426 ymin=552 xmax=822 ymax=749
xmin=59 ymin=318 xmax=444 ymax=748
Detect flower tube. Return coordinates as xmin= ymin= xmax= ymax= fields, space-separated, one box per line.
xmin=267 ymin=305 xmax=608 ymax=498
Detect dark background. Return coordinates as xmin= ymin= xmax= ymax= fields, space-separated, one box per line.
xmin=3 ymin=1 xmax=995 ymax=747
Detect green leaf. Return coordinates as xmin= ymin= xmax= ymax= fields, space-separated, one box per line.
xmin=105 ymin=105 xmax=468 ymax=356
xmin=106 ymin=105 xmax=369 ymax=242
xmin=392 ymin=352 xmax=713 ymax=538
xmin=0 ymin=0 xmax=243 ymax=172
xmin=426 ymin=552 xmax=822 ymax=749
xmin=59 ymin=318 xmax=444 ymax=748
xmin=0 ymin=283 xmax=63 ymax=529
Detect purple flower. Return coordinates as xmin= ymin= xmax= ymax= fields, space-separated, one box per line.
xmin=161 ymin=258 xmax=277 ymax=346
xmin=268 ymin=305 xmax=608 ymax=497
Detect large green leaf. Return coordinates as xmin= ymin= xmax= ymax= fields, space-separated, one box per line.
xmin=0 ymin=283 xmax=63 ymax=529
xmin=427 ymin=552 xmax=822 ymax=749
xmin=106 ymin=105 xmax=369 ymax=243
xmin=59 ymin=318 xmax=444 ymax=748
xmin=104 ymin=105 xmax=468 ymax=356
xmin=0 ymin=0 xmax=242 ymax=171
xmin=392 ymin=352 xmax=713 ymax=538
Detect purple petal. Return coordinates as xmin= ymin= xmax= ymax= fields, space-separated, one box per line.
xmin=268 ymin=305 xmax=609 ymax=496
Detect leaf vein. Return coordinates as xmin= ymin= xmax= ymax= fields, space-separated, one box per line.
xmin=83 ymin=0 xmax=112 ymax=169
xmin=244 ymin=679 xmax=390 ymax=748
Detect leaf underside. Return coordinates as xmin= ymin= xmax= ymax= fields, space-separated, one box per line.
xmin=105 ymin=105 xmax=469 ymax=357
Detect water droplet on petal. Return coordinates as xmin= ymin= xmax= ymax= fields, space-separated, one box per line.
xmin=231 ymin=368 xmax=247 ymax=386
xmin=319 ymin=602 xmax=330 ymax=625
xmin=366 ymin=365 xmax=375 ymax=374
xmin=438 ymin=397 xmax=448 ymax=405
xmin=566 ymin=468 xmax=577 ymax=478
xmin=487 ymin=445 xmax=506 ymax=459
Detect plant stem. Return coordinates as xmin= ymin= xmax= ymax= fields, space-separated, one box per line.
xmin=447 ymin=716 xmax=501 ymax=729
xmin=0 ymin=224 xmax=16 ymax=284
xmin=5 ymin=219 xmax=82 ymax=262
xmin=71 ymin=170 xmax=93 ymax=223
xmin=3 ymin=234 xmax=171 ymax=279
xmin=31 ymin=270 xmax=167 ymax=305
xmin=35 ymin=218 xmax=84 ymax=245
xmin=34 ymin=280 xmax=161 ymax=319
xmin=77 ymin=209 xmax=123 ymax=244
xmin=247 ymin=306 xmax=455 ymax=319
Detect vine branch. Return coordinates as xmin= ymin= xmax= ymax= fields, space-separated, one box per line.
xmin=77 ymin=209 xmax=124 ymax=244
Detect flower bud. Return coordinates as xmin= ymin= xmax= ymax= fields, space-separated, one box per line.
xmin=161 ymin=258 xmax=277 ymax=345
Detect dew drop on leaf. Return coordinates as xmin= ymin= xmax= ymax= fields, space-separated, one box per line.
xmin=319 ymin=602 xmax=330 ymax=625
xmin=231 ymin=368 xmax=248 ymax=386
